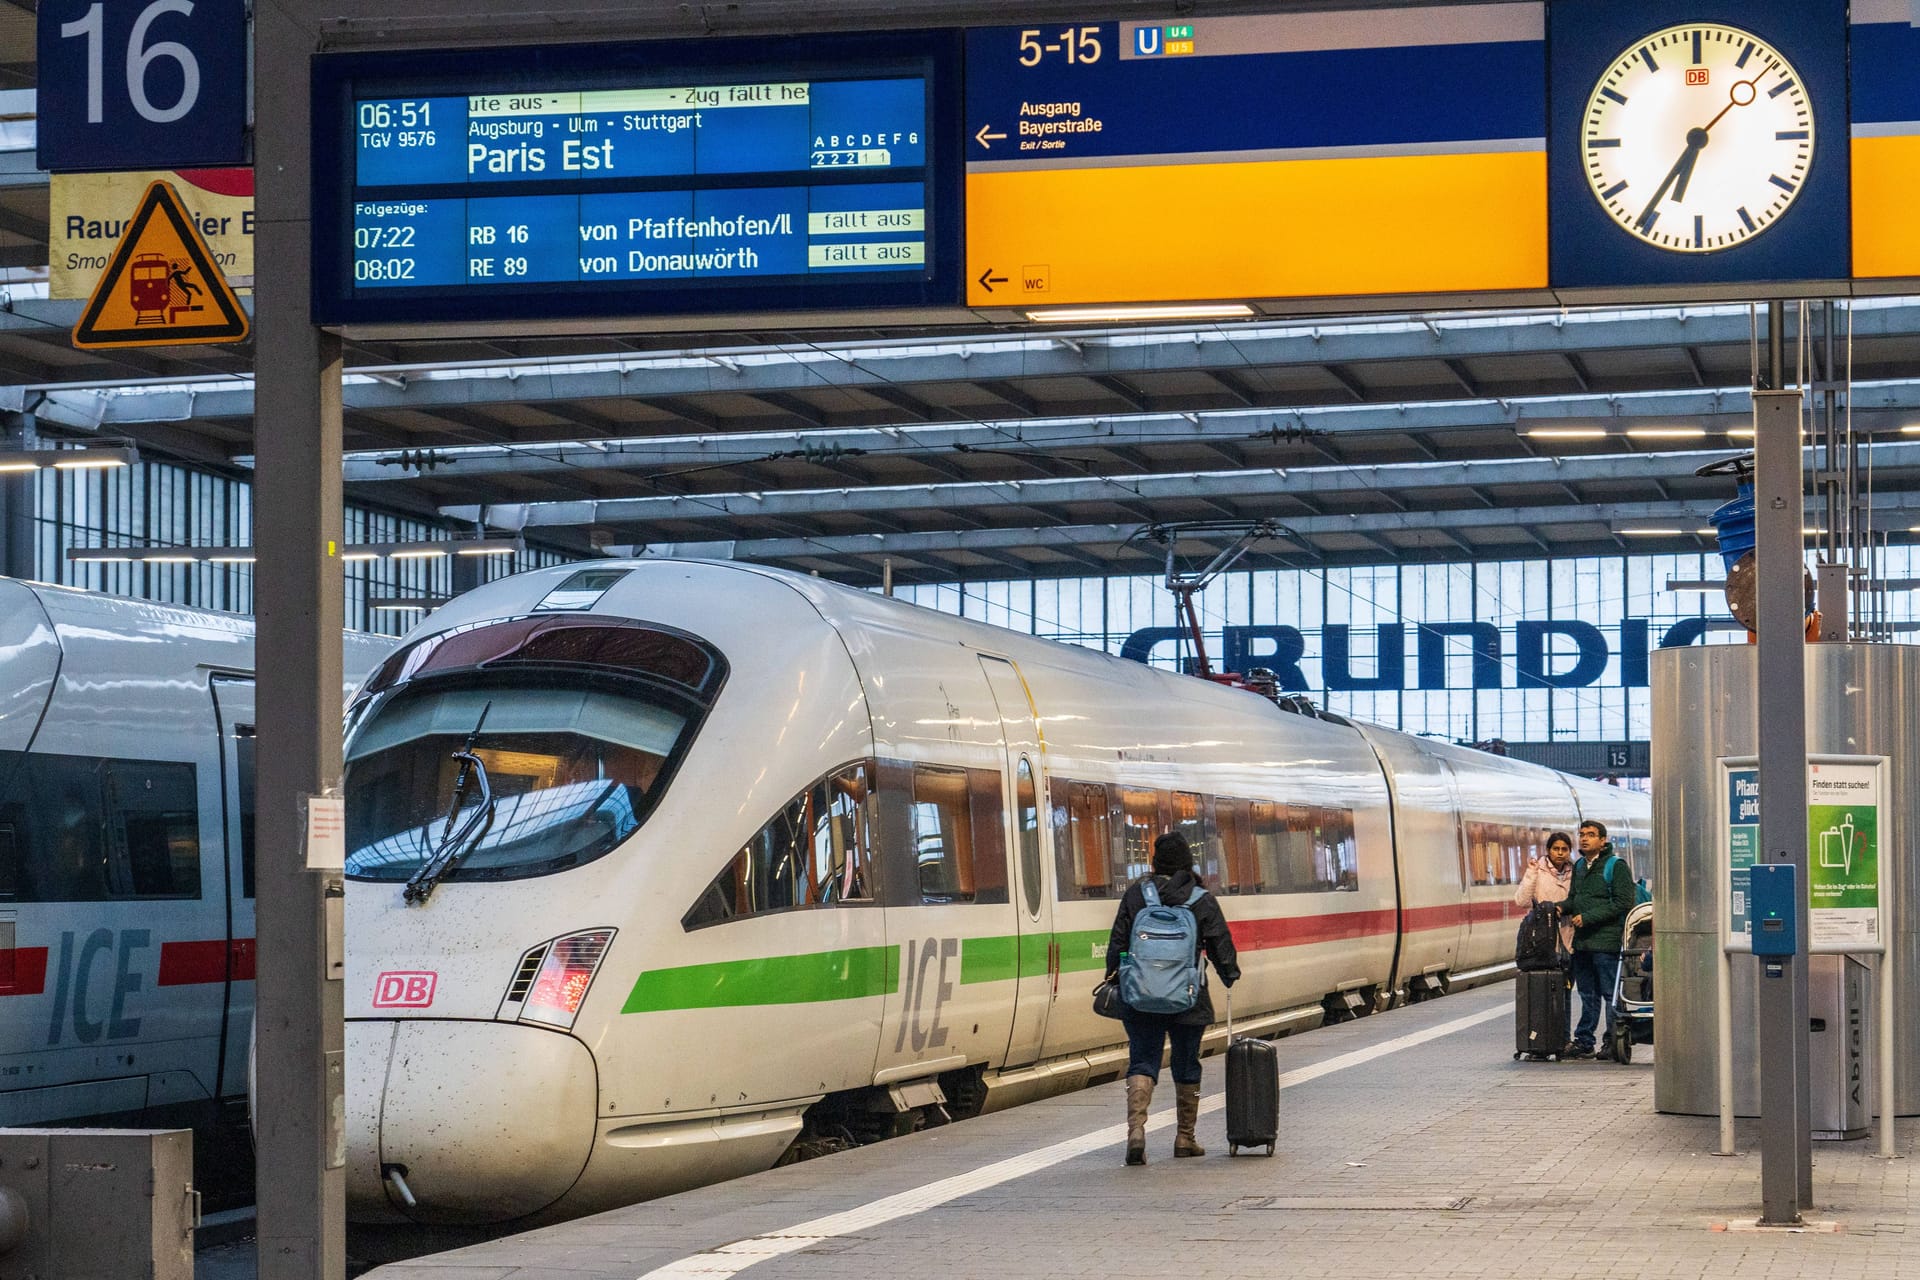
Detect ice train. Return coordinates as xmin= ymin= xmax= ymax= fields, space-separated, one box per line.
xmin=338 ymin=560 xmax=1650 ymax=1228
xmin=0 ymin=578 xmax=388 ymax=1141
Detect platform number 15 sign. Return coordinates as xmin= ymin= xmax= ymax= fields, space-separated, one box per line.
xmin=38 ymin=0 xmax=247 ymax=173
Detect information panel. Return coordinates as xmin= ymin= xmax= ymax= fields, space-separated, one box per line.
xmin=964 ymin=7 xmax=1549 ymax=309
xmin=313 ymin=33 xmax=961 ymax=326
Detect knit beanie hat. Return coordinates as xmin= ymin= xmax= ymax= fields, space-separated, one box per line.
xmin=1151 ymin=831 xmax=1194 ymax=876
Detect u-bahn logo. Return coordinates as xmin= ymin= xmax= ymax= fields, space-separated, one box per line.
xmin=1121 ymin=617 xmax=1719 ymax=692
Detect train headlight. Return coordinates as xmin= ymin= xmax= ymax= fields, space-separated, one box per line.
xmin=502 ymin=929 xmax=616 ymax=1030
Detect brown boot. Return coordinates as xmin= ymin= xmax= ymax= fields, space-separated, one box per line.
xmin=1124 ymin=1076 xmax=1153 ymax=1165
xmin=1174 ymin=1083 xmax=1205 ymax=1157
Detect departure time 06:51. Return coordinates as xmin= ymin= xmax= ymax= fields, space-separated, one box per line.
xmin=358 ymin=100 xmax=438 ymax=150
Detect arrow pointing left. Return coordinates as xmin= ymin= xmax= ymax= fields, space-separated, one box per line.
xmin=975 ymin=123 xmax=1007 ymax=149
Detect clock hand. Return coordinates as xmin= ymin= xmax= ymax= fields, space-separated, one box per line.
xmin=1636 ymin=136 xmax=1704 ymax=229
xmin=1671 ymin=136 xmax=1704 ymax=202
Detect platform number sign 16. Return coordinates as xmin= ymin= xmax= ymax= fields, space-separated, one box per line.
xmin=38 ymin=0 xmax=247 ymax=173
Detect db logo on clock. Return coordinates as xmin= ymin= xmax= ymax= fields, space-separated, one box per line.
xmin=1686 ymin=68 xmax=1709 ymax=86
xmin=373 ymin=970 xmax=437 ymax=1008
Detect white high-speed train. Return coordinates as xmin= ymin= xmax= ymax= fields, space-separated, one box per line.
xmin=0 ymin=578 xmax=388 ymax=1139
xmin=339 ymin=560 xmax=1650 ymax=1229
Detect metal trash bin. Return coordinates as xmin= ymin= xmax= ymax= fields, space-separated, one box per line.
xmin=1808 ymin=954 xmax=1872 ymax=1140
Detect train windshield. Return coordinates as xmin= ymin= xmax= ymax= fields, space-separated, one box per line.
xmin=344 ymin=683 xmax=686 ymax=883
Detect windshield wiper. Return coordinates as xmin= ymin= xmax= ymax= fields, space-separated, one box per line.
xmin=404 ymin=703 xmax=495 ymax=906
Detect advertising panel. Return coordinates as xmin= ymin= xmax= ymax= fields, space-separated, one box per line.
xmin=1806 ymin=761 xmax=1881 ymax=949
xmin=51 ymin=169 xmax=252 ymax=300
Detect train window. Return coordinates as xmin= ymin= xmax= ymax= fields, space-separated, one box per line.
xmin=102 ymin=761 xmax=201 ymax=897
xmin=683 ymin=760 xmax=875 ymax=929
xmin=0 ymin=825 xmax=17 ymax=900
xmin=911 ymin=766 xmax=976 ymax=903
xmin=1314 ymin=807 xmax=1358 ymax=892
xmin=1214 ymin=798 xmax=1258 ymax=893
xmin=0 ymin=751 xmax=201 ymax=901
xmin=236 ymin=730 xmax=257 ymax=899
xmin=1171 ymin=792 xmax=1220 ymax=884
xmin=346 ymin=683 xmax=688 ymax=883
xmin=1014 ymin=758 xmax=1042 ymax=918
xmin=809 ymin=762 xmax=873 ymax=906
xmin=1115 ymin=788 xmax=1160 ymax=884
xmin=1051 ymin=779 xmax=1113 ymax=899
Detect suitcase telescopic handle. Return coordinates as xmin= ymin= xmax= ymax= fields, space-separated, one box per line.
xmin=1226 ymin=987 xmax=1233 ymax=1040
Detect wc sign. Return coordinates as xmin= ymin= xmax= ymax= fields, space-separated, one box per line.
xmin=373 ymin=971 xmax=438 ymax=1009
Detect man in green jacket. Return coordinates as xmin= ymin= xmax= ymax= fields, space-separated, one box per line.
xmin=1562 ymin=820 xmax=1636 ymax=1058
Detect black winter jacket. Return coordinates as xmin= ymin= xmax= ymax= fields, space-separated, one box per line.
xmin=1105 ymin=869 xmax=1241 ymax=1026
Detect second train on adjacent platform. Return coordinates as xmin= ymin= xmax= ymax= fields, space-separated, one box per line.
xmin=340 ymin=559 xmax=1649 ymax=1229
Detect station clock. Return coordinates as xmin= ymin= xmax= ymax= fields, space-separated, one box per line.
xmin=1581 ymin=22 xmax=1812 ymax=254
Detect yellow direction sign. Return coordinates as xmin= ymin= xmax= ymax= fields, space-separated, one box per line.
xmin=72 ymin=180 xmax=249 ymax=350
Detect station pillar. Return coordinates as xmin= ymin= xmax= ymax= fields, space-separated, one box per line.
xmin=252 ymin=0 xmax=348 ymax=1275
xmin=1753 ymin=302 xmax=1812 ymax=1223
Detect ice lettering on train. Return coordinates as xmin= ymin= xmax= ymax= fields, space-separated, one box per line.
xmin=44 ymin=928 xmax=149 ymax=1045
xmin=893 ymin=937 xmax=957 ymax=1053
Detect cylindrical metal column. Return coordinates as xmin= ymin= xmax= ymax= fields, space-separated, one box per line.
xmin=1654 ymin=643 xmax=1920 ymax=1119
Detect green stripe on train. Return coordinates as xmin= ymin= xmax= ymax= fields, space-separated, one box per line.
xmin=623 ymin=929 xmax=1113 ymax=1012
xmin=621 ymin=945 xmax=898 ymax=1013
xmin=959 ymin=929 xmax=1109 ymax=984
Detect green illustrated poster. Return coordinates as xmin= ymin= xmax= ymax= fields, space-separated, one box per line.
xmin=1807 ymin=761 xmax=1881 ymax=948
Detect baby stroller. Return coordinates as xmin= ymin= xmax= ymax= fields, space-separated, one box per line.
xmin=1607 ymin=900 xmax=1654 ymax=1064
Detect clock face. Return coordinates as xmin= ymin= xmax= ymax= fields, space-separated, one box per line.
xmin=1582 ymin=23 xmax=1813 ymax=253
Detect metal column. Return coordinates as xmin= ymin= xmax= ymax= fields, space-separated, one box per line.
xmin=1753 ymin=306 xmax=1811 ymax=1221
xmin=253 ymin=0 xmax=347 ymax=1275
xmin=0 ymin=412 xmax=34 ymax=580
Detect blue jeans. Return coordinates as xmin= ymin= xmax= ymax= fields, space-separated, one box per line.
xmin=1570 ymin=950 xmax=1620 ymax=1049
xmin=1123 ymin=1016 xmax=1204 ymax=1085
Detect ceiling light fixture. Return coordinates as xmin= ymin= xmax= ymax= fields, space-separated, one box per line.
xmin=1624 ymin=427 xmax=1708 ymax=440
xmin=0 ymin=446 xmax=138 ymax=472
xmin=1523 ymin=428 xmax=1608 ymax=440
xmin=65 ymin=536 xmax=524 ymax=564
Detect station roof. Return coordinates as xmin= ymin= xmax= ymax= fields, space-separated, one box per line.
xmin=1 ymin=5 xmax=1915 ymax=587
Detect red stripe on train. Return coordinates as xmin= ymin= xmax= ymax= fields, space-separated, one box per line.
xmin=1401 ymin=900 xmax=1516 ymax=932
xmin=1229 ymin=899 xmax=1516 ymax=950
xmin=158 ymin=939 xmax=257 ymax=986
xmin=0 ymin=947 xmax=48 ymax=996
xmin=1229 ymin=909 xmax=1398 ymax=949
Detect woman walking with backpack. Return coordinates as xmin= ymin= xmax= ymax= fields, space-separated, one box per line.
xmin=1106 ymin=831 xmax=1240 ymax=1165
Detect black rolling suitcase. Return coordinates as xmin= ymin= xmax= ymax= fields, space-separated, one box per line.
xmin=1223 ymin=991 xmax=1278 ymax=1156
xmin=1514 ymin=969 xmax=1569 ymax=1061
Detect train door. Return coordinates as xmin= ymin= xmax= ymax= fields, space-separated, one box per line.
xmin=210 ymin=678 xmax=255 ymax=1102
xmin=978 ymin=656 xmax=1055 ymax=1068
xmin=1435 ymin=758 xmax=1476 ymax=964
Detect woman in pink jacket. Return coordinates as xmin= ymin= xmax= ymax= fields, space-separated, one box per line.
xmin=1515 ymin=831 xmax=1576 ymax=952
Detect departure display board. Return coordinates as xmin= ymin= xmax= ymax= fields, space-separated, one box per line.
xmin=312 ymin=32 xmax=962 ymax=327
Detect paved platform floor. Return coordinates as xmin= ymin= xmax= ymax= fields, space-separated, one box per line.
xmin=367 ymin=982 xmax=1919 ymax=1280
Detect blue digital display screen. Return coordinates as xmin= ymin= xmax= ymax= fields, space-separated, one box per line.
xmin=313 ymin=33 xmax=961 ymax=327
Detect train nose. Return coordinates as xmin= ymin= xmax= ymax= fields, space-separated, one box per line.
xmin=348 ymin=1019 xmax=599 ymax=1225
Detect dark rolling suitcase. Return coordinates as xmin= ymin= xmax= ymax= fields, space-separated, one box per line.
xmin=1514 ymin=969 xmax=1569 ymax=1061
xmin=1223 ymin=991 xmax=1278 ymax=1156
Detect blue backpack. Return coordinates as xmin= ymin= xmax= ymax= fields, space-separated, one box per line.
xmin=1601 ymin=853 xmax=1653 ymax=906
xmin=1120 ymin=877 xmax=1207 ymax=1015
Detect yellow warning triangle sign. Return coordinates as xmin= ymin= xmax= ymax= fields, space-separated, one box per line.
xmin=72 ymin=180 xmax=249 ymax=351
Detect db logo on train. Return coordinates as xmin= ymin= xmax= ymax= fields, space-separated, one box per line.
xmin=372 ymin=971 xmax=438 ymax=1009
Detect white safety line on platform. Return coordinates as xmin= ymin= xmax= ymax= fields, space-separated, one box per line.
xmin=635 ymin=1000 xmax=1510 ymax=1280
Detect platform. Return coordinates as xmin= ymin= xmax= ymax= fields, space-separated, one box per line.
xmin=364 ymin=983 xmax=1918 ymax=1280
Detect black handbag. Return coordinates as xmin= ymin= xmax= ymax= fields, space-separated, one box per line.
xmin=1092 ymin=977 xmax=1124 ymax=1020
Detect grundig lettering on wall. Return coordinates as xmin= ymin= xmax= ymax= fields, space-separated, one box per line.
xmin=1119 ymin=619 xmax=1721 ymax=692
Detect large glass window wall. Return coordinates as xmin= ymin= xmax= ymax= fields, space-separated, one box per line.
xmin=892 ymin=551 xmax=1920 ymax=745
xmin=25 ymin=459 xmax=568 ymax=635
